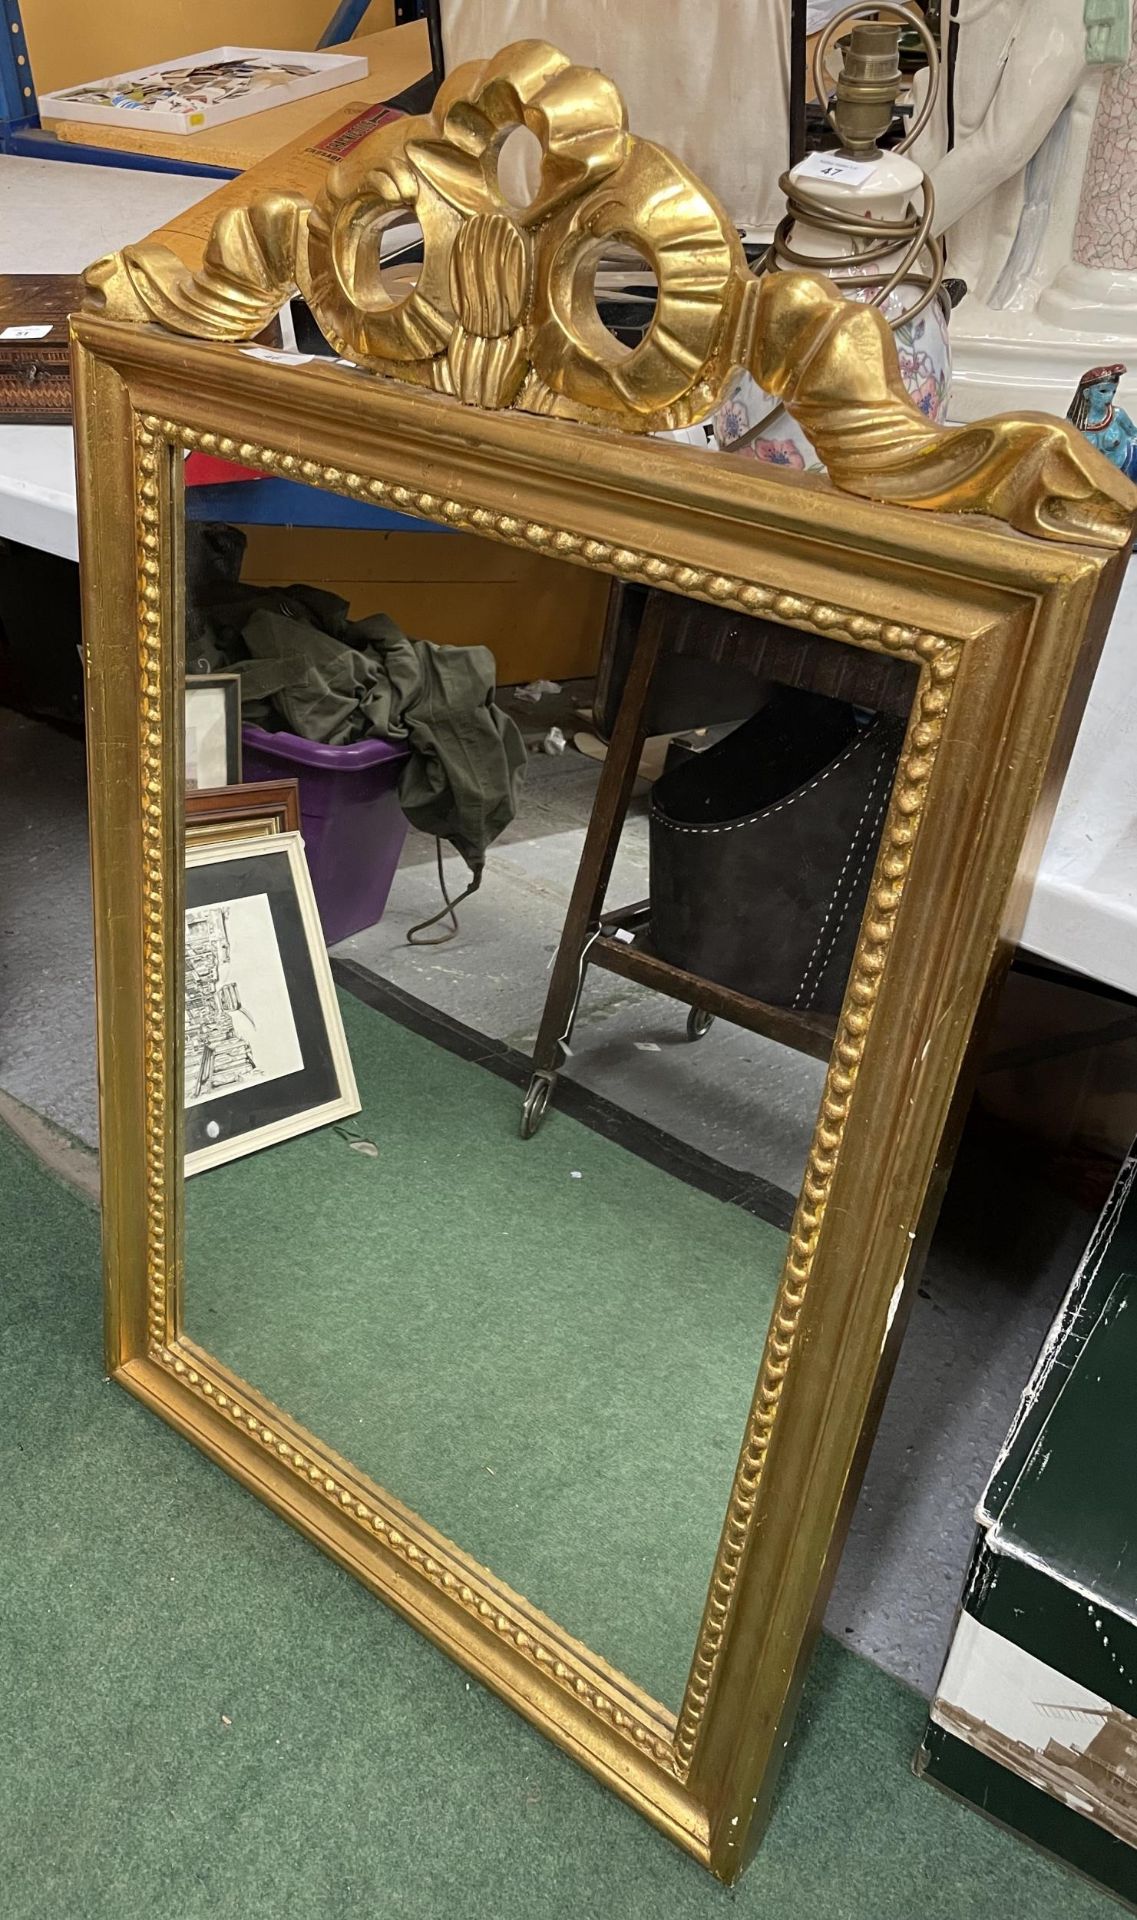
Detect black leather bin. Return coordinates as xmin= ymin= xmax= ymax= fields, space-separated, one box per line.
xmin=649 ymin=686 xmax=905 ymax=1018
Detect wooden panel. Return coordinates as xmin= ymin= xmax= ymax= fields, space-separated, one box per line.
xmin=662 ymin=592 xmax=918 ymax=717
xmin=40 ymin=19 xmax=424 ymax=174
xmin=238 ymin=526 xmax=610 ymax=686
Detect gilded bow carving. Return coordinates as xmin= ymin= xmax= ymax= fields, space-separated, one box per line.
xmin=83 ymin=38 xmax=1136 ymax=551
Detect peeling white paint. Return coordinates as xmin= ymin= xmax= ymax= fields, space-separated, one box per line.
xmin=985 ymin=1526 xmax=1137 ymax=1626
xmin=978 ymin=1151 xmax=1137 ymax=1529
xmin=883 ymin=1274 xmax=905 ymax=1347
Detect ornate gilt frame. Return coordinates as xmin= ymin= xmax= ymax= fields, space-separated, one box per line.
xmin=74 ymin=39 xmax=1133 ymax=1885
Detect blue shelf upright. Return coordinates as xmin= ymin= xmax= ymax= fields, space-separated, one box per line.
xmin=0 ymin=0 xmax=235 ymax=176
xmin=318 ymin=0 xmax=375 ymax=49
xmin=1 ymin=0 xmax=441 ymax=176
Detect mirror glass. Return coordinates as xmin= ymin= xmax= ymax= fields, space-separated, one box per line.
xmin=179 ymin=456 xmax=915 ymax=1710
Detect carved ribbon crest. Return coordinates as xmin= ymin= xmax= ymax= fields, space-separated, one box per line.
xmin=84 ymin=39 xmax=1136 ymax=550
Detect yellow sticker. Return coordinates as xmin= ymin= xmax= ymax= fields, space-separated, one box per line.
xmin=189 ymin=111 xmax=205 ymax=126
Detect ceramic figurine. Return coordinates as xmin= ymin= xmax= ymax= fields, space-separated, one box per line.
xmin=913 ymin=0 xmax=1134 ymax=325
xmin=915 ymin=0 xmax=1093 ymax=308
xmin=1086 ymin=0 xmax=1133 ymax=70
xmin=1042 ymin=2 xmax=1137 ymax=332
xmin=1067 ymin=364 xmax=1137 ymax=475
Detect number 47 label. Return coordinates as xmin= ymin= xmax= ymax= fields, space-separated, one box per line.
xmin=794 ymin=151 xmax=879 ymax=186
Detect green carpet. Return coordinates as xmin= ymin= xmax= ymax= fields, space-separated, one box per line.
xmin=0 ymin=1122 xmax=1123 ymax=1920
xmin=185 ymin=990 xmax=786 ymax=1710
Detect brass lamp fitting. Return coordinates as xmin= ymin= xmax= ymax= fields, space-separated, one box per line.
xmin=833 ymin=22 xmax=904 ymax=156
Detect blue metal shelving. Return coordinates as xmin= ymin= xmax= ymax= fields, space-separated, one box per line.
xmin=317 ymin=0 xmax=375 ymax=50
xmin=0 ymin=0 xmax=235 ymax=174
xmin=0 ymin=0 xmax=441 ymax=172
xmin=186 ymin=475 xmax=447 ymax=536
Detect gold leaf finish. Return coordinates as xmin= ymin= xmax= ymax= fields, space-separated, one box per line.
xmin=447 ymin=211 xmax=530 ymax=404
xmin=74 ymin=297 xmax=1130 ymax=1882
xmin=81 ymin=37 xmax=1137 ymax=549
xmin=135 ymin=420 xmax=176 ymax=1355
xmin=749 ymin=273 xmax=1137 ymax=549
xmin=156 ymin=1336 xmax=677 ymax=1772
xmin=86 ymin=192 xmax=310 ymax=339
xmin=674 ymin=618 xmax=958 ymax=1774
xmin=73 ymin=24 xmax=1137 ymax=1889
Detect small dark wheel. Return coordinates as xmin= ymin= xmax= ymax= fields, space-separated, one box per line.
xmin=520 ymin=1072 xmax=555 ymax=1138
xmin=686 ymin=1007 xmax=715 ymax=1042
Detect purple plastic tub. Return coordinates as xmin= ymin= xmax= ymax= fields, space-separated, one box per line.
xmin=241 ymin=723 xmax=411 ymax=945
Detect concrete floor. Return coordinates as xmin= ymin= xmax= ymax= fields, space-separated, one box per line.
xmin=340 ymin=707 xmax=828 ymax=1200
xmin=0 ymin=710 xmax=97 ymax=1145
xmin=0 ymin=700 xmax=1094 ymax=1696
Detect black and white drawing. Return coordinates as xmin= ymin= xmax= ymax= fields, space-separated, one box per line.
xmin=185 ymin=895 xmax=303 ymax=1106
xmin=184 ymin=833 xmax=359 ymax=1176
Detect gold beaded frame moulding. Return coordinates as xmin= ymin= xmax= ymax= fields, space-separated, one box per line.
xmin=74 ymin=38 xmax=1134 ymax=1888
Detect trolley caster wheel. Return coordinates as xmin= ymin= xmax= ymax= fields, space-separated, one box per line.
xmin=520 ymin=1072 xmax=555 ymax=1138
xmin=686 ymin=1008 xmax=715 ymax=1042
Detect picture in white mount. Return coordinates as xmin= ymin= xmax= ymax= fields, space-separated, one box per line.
xmin=184 ymin=832 xmax=359 ymax=1175
xmin=185 ymin=893 xmax=303 ymax=1107
xmin=184 ymin=679 xmax=238 ymax=790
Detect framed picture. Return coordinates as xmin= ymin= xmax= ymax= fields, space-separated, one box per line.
xmin=185 ymin=673 xmax=241 ymax=789
xmin=186 ymin=777 xmax=300 ymax=849
xmin=184 ymin=831 xmax=359 ymax=1176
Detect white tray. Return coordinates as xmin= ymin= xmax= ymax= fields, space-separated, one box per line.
xmin=41 ymin=45 xmax=369 ymax=137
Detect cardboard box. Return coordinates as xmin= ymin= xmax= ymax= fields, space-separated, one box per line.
xmin=919 ymin=1146 xmax=1137 ymax=1906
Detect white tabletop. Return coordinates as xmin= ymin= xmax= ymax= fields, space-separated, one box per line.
xmin=0 ymin=154 xmax=217 ymax=560
xmin=1020 ymin=562 xmax=1137 ymax=997
xmin=0 ymin=425 xmax=78 ymax=558
xmin=1 ymin=154 xmax=1134 ymax=995
xmin=0 ymin=152 xmax=218 ymax=275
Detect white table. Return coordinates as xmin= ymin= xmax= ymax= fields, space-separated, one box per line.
xmin=1020 ymin=562 xmax=1137 ymax=997
xmin=0 ymin=154 xmax=217 ymax=560
xmin=1 ymin=153 xmax=1134 ymax=994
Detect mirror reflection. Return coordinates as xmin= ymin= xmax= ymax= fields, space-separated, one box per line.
xmin=179 ymin=458 xmax=914 ymax=1709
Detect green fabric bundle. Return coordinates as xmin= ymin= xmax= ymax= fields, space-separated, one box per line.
xmin=188 ymin=539 xmax=526 ymax=872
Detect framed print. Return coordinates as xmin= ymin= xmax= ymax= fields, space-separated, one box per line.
xmin=184 ymin=832 xmax=359 ymax=1175
xmin=74 ymin=36 xmax=1135 ymax=1887
xmin=185 ymin=777 xmax=301 ymax=849
xmin=185 ymin=672 xmax=241 ymax=789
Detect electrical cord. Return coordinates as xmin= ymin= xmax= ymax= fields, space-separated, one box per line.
xmin=406 ymin=840 xmax=483 ymax=946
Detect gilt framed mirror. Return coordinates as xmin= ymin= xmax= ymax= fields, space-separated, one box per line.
xmin=73 ymin=39 xmax=1133 ymax=1885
